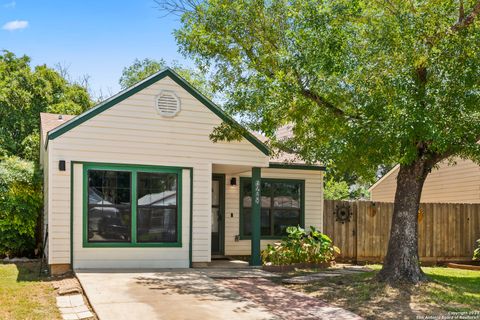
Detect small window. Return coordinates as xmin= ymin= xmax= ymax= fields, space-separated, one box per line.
xmin=155 ymin=90 xmax=181 ymax=117
xmin=240 ymin=178 xmax=303 ymax=238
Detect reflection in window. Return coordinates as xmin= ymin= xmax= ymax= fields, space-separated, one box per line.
xmin=87 ymin=170 xmax=131 ymax=242
xmin=137 ymin=172 xmax=178 ymax=243
xmin=242 ymin=179 xmax=302 ymax=237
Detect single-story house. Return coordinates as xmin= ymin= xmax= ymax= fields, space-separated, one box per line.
xmin=40 ymin=68 xmax=325 ymax=274
xmin=369 ymin=158 xmax=480 ymax=203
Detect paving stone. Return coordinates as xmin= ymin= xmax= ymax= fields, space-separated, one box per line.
xmin=61 ymin=313 xmax=79 ymax=320
xmin=69 ymin=294 xmax=84 ymax=307
xmin=59 ymin=286 xmax=82 ymax=296
xmin=77 ymin=311 xmax=94 ymax=319
xmin=73 ymin=305 xmax=90 ymax=313
xmin=56 ymin=296 xmax=72 ymax=308
xmin=219 ymin=278 xmax=362 ymax=320
xmin=59 ymin=307 xmax=75 ymax=314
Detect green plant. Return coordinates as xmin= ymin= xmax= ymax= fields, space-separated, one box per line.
xmin=473 ymin=239 xmax=480 ymax=261
xmin=0 ymin=157 xmax=42 ymax=257
xmin=261 ymin=226 xmax=340 ymax=266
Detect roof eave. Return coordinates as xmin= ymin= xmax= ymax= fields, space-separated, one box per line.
xmin=268 ymin=162 xmax=326 ymax=171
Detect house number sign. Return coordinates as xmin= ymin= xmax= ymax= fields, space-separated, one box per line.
xmin=254 ymin=180 xmax=261 ymax=205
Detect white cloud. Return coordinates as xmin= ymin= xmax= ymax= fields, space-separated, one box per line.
xmin=3 ymin=1 xmax=16 ymax=8
xmin=2 ymin=20 xmax=28 ymax=31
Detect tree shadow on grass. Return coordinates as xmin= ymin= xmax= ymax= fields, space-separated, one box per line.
xmin=283 ymin=272 xmax=434 ymax=320
xmin=0 ymin=261 xmax=45 ymax=282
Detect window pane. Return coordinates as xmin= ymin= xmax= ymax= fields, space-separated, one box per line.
xmin=212 ymin=180 xmax=220 ymax=206
xmin=273 ymin=182 xmax=301 ymax=208
xmin=242 ymin=180 xmax=252 ymax=207
xmin=137 ymin=207 xmax=177 ymax=242
xmin=87 ymin=170 xmax=131 ymax=242
xmin=243 ymin=209 xmax=251 ymax=236
xmin=137 ymin=172 xmax=178 ymax=243
xmin=243 ymin=208 xmax=271 ymax=236
xmin=260 ymin=209 xmax=270 ymax=236
xmin=273 ymin=209 xmax=301 ymax=236
xmin=261 ymin=181 xmax=271 ymax=208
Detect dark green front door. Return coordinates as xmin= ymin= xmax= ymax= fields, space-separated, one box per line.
xmin=211 ymin=174 xmax=225 ymax=255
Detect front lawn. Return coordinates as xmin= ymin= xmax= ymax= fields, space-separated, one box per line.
xmin=278 ymin=265 xmax=480 ymax=319
xmin=0 ymin=262 xmax=60 ymax=320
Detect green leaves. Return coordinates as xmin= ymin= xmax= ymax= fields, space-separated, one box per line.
xmin=119 ymin=58 xmax=214 ymax=99
xmin=474 ymin=239 xmax=480 ymax=261
xmin=173 ymin=0 xmax=480 ymax=177
xmin=0 ymin=51 xmax=93 ymax=161
xmin=0 ymin=157 xmax=42 ymax=257
xmin=260 ymin=225 xmax=340 ymax=265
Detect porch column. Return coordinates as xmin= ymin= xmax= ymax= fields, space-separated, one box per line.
xmin=250 ymin=167 xmax=262 ymax=266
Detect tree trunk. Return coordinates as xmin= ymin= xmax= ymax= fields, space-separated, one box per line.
xmin=377 ymin=161 xmax=429 ymax=284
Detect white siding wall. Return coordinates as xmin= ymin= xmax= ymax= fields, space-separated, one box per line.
xmin=370 ymin=158 xmax=480 ymax=203
xmin=223 ymin=168 xmax=323 ymax=256
xmin=48 ymin=76 xmax=269 ymax=267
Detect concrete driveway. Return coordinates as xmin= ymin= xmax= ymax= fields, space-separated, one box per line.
xmin=76 ymin=269 xmax=362 ymax=320
xmin=77 ymin=270 xmax=277 ymax=320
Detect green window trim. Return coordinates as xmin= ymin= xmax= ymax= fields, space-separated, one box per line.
xmin=239 ymin=177 xmax=305 ymax=240
xmin=82 ymin=163 xmax=183 ymax=248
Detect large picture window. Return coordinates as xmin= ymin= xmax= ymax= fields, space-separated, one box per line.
xmin=84 ymin=164 xmax=182 ymax=247
xmin=240 ymin=178 xmax=304 ymax=238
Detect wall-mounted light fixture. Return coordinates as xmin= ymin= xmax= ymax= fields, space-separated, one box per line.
xmin=230 ymin=177 xmax=237 ymax=186
xmin=59 ymin=160 xmax=66 ymax=171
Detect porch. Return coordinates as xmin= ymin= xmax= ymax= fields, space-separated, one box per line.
xmin=210 ymin=163 xmax=324 ymax=266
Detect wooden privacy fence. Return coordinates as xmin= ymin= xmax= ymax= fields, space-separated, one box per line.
xmin=323 ymin=200 xmax=480 ymax=263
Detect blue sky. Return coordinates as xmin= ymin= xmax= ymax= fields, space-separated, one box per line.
xmin=0 ymin=0 xmax=190 ymax=97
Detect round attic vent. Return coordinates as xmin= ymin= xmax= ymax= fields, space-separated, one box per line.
xmin=155 ymin=90 xmax=181 ymax=117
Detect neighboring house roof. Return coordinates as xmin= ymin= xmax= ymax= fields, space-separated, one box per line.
xmin=40 ymin=113 xmax=75 ymax=142
xmin=257 ymin=124 xmax=326 ymax=170
xmin=368 ymin=164 xmax=400 ymax=192
xmin=43 ymin=68 xmax=269 ymax=156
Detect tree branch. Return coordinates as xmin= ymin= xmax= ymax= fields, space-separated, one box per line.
xmin=299 ymin=88 xmax=345 ymax=118
xmin=426 ymin=0 xmax=480 ymax=46
xmin=155 ymin=0 xmax=200 ymax=17
xmin=459 ymin=0 xmax=465 ymax=22
xmin=452 ymin=0 xmax=480 ymax=31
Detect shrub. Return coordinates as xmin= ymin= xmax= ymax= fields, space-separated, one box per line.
xmin=261 ymin=226 xmax=340 ymax=266
xmin=474 ymin=239 xmax=480 ymax=261
xmin=0 ymin=157 xmax=42 ymax=257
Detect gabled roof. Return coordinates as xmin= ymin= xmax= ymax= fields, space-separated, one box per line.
xmin=45 ymin=68 xmax=270 ymax=156
xmin=368 ymin=164 xmax=400 ymax=191
xmin=40 ymin=113 xmax=75 ymax=142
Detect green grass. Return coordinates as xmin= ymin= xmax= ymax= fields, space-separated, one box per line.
xmin=280 ymin=265 xmax=480 ymax=319
xmin=0 ymin=263 xmax=61 ymax=320
xmin=422 ymin=266 xmax=480 ymax=311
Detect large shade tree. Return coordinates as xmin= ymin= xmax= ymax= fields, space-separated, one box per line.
xmin=0 ymin=51 xmax=92 ymax=161
xmin=160 ymin=0 xmax=480 ymax=283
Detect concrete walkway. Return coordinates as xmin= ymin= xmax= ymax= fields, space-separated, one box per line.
xmin=77 ymin=269 xmax=361 ymax=320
